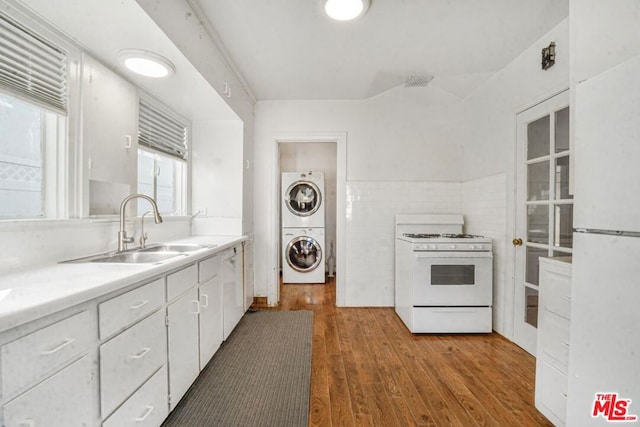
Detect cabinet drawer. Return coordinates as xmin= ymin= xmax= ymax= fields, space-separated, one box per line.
xmin=167 ymin=264 xmax=198 ymax=301
xmin=535 ymin=359 xmax=568 ymax=423
xmin=199 ymin=254 xmax=221 ymax=283
xmin=538 ymin=310 xmax=570 ymax=371
xmin=540 ymin=269 xmax=572 ymax=319
xmin=99 ymin=278 xmax=165 ymax=339
xmin=3 ymin=355 xmax=94 ymax=427
xmin=1 ymin=310 xmax=92 ymax=398
xmin=103 ymin=365 xmax=168 ymax=427
xmin=100 ymin=310 xmax=167 ymax=417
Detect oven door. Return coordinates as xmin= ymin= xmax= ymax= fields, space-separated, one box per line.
xmin=412 ymin=251 xmax=493 ymax=306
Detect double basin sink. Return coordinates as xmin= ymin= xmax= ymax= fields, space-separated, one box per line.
xmin=64 ymin=244 xmax=216 ymax=264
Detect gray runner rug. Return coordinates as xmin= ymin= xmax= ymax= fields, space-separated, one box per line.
xmin=162 ymin=310 xmax=313 ymax=427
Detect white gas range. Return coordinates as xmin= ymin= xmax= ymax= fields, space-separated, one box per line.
xmin=394 ymin=214 xmax=493 ymax=333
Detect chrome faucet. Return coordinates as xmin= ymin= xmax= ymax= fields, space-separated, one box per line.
xmin=139 ymin=210 xmax=152 ymax=248
xmin=118 ymin=194 xmax=163 ymax=252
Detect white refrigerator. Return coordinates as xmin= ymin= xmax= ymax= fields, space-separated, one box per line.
xmin=567 ymin=54 xmax=640 ymax=424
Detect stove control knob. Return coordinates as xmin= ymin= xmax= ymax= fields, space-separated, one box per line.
xmin=450 ymin=244 xmax=456 ymax=250
xmin=429 ymin=244 xmax=436 ymax=250
xmin=470 ymin=244 xmax=477 ymax=250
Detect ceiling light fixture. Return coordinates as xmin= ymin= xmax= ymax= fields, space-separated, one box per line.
xmin=118 ymin=49 xmax=175 ymax=78
xmin=324 ymin=0 xmax=370 ymax=21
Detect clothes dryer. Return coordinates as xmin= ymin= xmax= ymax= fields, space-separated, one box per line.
xmin=281 ymin=171 xmax=325 ymax=228
xmin=282 ymin=227 xmax=325 ymax=284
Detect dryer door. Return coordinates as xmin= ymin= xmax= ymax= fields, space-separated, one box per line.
xmin=286 ymin=236 xmax=323 ymax=272
xmin=284 ymin=181 xmax=322 ymax=217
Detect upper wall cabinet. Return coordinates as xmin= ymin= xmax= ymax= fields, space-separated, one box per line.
xmin=82 ymin=54 xmax=138 ymax=214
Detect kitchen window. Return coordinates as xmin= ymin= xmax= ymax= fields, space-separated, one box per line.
xmin=137 ymin=98 xmax=188 ymax=215
xmin=0 ymin=11 xmax=70 ymax=219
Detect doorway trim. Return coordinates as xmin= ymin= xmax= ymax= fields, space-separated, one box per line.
xmin=270 ymin=132 xmax=347 ymax=306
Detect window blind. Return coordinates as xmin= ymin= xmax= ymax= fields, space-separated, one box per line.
xmin=0 ymin=13 xmax=67 ymax=113
xmin=138 ymin=99 xmax=188 ymax=160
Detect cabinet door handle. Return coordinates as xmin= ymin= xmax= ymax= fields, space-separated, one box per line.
xmin=562 ymin=295 xmax=572 ymax=302
xmin=135 ymin=405 xmax=155 ymax=422
xmin=131 ymin=347 xmax=151 ymax=360
xmin=130 ymin=300 xmax=149 ymax=310
xmin=40 ymin=338 xmax=75 ymax=355
xmin=191 ymin=300 xmax=201 ymax=315
xmin=561 ymin=341 xmax=570 ymax=349
xmin=200 ymin=293 xmax=209 ymax=308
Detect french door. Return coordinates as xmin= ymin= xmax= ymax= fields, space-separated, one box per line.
xmin=513 ymin=91 xmax=572 ymax=355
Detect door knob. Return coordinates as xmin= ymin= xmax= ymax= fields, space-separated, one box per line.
xmin=512 ymin=238 xmax=523 ymax=246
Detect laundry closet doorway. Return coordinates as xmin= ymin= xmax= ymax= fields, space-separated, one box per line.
xmin=279 ymin=142 xmax=337 ymax=284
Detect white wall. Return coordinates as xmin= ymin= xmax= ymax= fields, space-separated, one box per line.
xmin=254 ymin=85 xmax=463 ymax=306
xmin=191 ymin=119 xmax=244 ymax=235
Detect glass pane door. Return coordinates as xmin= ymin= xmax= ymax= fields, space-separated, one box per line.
xmin=514 ymin=92 xmax=571 ymax=355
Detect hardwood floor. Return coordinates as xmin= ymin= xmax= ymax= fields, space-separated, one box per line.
xmin=269 ymin=277 xmax=553 ymax=427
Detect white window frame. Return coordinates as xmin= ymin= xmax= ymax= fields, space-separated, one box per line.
xmin=137 ymin=95 xmax=190 ymax=217
xmin=0 ymin=2 xmax=81 ymax=221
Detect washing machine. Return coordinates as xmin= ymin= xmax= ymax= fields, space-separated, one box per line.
xmin=282 ymin=227 xmax=325 ymax=284
xmin=281 ymin=171 xmax=325 ymax=228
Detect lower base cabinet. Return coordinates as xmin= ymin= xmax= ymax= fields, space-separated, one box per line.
xmin=1 ymin=241 xmax=246 ymax=427
xmin=167 ymin=287 xmax=200 ymax=411
xmin=198 ymin=277 xmax=223 ymax=370
xmin=103 ymin=365 xmax=168 ymax=427
xmin=3 ymin=355 xmax=94 ymax=427
xmin=535 ymin=257 xmax=572 ymax=426
xmin=223 ymin=246 xmax=244 ymax=340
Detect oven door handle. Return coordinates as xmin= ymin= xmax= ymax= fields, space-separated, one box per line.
xmin=413 ymin=252 xmax=493 ymax=258
xmin=431 ymin=308 xmax=480 ymax=313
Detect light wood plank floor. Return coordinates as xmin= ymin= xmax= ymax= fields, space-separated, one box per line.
xmin=268 ymin=276 xmax=553 ymax=427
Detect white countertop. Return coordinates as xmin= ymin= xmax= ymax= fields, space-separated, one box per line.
xmin=0 ymin=235 xmax=247 ymax=334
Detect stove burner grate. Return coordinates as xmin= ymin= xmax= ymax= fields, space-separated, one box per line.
xmin=403 ymin=233 xmax=441 ymax=239
xmin=441 ymin=233 xmax=485 ymax=239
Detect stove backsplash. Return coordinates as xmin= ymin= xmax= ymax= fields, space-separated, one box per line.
xmin=344 ymin=180 xmax=463 ymax=306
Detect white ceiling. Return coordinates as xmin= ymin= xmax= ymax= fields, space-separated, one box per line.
xmin=19 ymin=0 xmax=238 ymax=122
xmin=194 ymin=0 xmax=569 ymax=100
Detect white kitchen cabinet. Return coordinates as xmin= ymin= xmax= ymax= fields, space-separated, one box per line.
xmin=198 ymin=255 xmax=223 ymax=370
xmin=3 ymin=355 xmax=94 ymax=427
xmin=102 ymin=365 xmax=168 ymax=427
xmin=100 ymin=309 xmax=167 ymax=418
xmin=98 ymin=278 xmax=165 ymax=340
xmin=222 ymin=246 xmax=244 ymax=340
xmin=82 ymin=54 xmax=138 ymax=215
xmin=82 ymin=53 xmax=137 ymax=184
xmin=1 ymin=310 xmax=92 ymax=398
xmin=535 ymin=257 xmax=572 ymax=426
xmin=167 ymin=287 xmax=200 ymax=410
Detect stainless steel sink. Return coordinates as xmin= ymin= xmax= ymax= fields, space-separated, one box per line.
xmin=89 ymin=252 xmax=184 ymax=264
xmin=139 ymin=244 xmax=215 ymax=253
xmin=61 ymin=243 xmax=216 ymax=264
xmin=62 ymin=250 xmax=185 ymax=264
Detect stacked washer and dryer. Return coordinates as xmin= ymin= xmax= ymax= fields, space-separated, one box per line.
xmin=281 ymin=171 xmax=326 ymax=284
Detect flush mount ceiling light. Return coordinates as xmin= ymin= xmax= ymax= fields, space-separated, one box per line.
xmin=118 ymin=49 xmax=175 ymax=78
xmin=324 ymin=0 xmax=370 ymax=21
